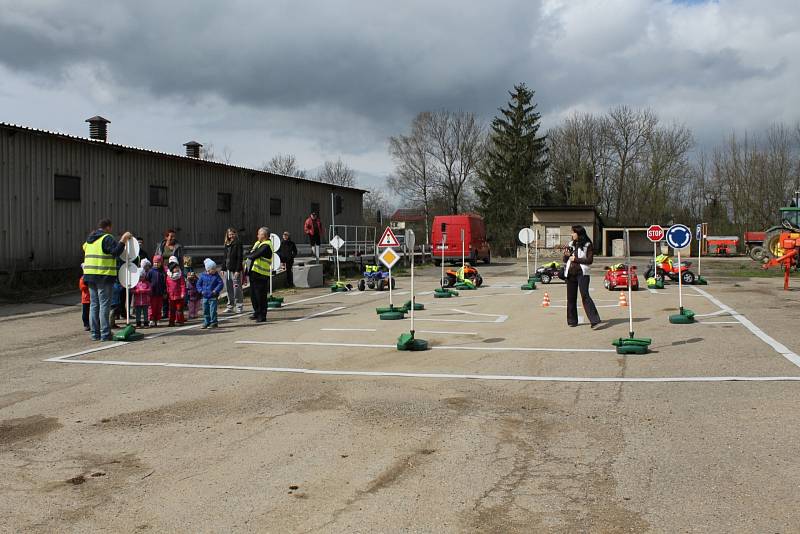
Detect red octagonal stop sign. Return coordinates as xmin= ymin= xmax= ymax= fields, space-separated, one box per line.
xmin=647 ymin=225 xmax=664 ymax=242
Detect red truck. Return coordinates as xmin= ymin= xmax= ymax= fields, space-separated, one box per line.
xmin=431 ymin=214 xmax=491 ymax=266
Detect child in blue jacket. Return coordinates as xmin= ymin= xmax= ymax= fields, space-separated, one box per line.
xmin=197 ymin=258 xmax=224 ymax=328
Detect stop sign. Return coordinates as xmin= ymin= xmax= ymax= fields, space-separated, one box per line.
xmin=647 ymin=225 xmax=664 ymax=242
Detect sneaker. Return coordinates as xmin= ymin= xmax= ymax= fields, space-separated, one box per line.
xmin=84 ymin=326 xmax=91 ymax=331
xmin=591 ymin=322 xmax=601 ymax=330
xmin=91 ymin=336 xmax=101 ymax=341
xmin=201 ymin=324 xmax=208 ymax=329
xmin=225 ymin=306 xmax=234 ymax=313
xmin=149 ymin=321 xmax=156 ymax=327
xmin=210 ymin=323 xmax=219 ymax=329
xmin=236 ymin=307 xmax=244 ymax=314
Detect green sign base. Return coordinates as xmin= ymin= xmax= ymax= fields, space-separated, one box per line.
xmin=433 ymin=291 xmax=452 ymax=298
xmin=611 ymin=336 xmax=652 ymax=355
xmin=113 ymin=324 xmax=144 ymax=341
xmin=454 ymin=282 xmax=476 ymax=290
xmin=521 ymin=281 xmax=536 ymax=290
xmin=397 ymin=333 xmax=429 ymax=351
xmin=693 ymin=277 xmax=708 ymax=285
xmin=668 ymin=309 xmax=695 ymax=324
xmin=267 ymin=301 xmax=282 ymax=309
xmin=401 ymin=300 xmax=424 ymax=312
xmin=379 ymin=310 xmax=406 ymax=320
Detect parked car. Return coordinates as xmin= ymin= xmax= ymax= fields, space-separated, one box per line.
xmin=603 ymin=264 xmax=639 ymax=290
xmin=431 ymin=214 xmax=491 ymax=265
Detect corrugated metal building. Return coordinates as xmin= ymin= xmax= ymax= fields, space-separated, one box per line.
xmin=0 ymin=121 xmax=364 ymax=272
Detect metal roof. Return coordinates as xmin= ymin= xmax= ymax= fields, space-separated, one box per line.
xmin=0 ymin=121 xmax=367 ymax=194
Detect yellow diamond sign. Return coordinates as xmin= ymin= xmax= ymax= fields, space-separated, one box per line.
xmin=379 ymin=247 xmax=401 ymax=269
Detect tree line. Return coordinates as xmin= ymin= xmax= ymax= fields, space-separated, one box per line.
xmin=388 ymin=84 xmax=800 ymax=255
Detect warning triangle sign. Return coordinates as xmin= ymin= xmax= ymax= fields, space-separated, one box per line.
xmin=378 ymin=226 xmax=401 ymax=248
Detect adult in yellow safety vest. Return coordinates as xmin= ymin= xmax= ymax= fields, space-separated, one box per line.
xmin=245 ymin=226 xmax=273 ymax=323
xmin=83 ymin=218 xmax=132 ymax=341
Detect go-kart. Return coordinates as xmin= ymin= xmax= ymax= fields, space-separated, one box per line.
xmin=442 ymin=265 xmax=483 ymax=288
xmin=644 ymin=254 xmax=695 ymax=284
xmin=535 ymin=262 xmax=566 ymax=284
xmin=603 ymin=263 xmax=639 ymax=290
xmin=357 ymin=265 xmax=396 ymax=291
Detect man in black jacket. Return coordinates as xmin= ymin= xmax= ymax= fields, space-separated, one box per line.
xmin=279 ymin=231 xmax=298 ymax=287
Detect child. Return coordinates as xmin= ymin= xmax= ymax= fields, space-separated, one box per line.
xmin=79 ymin=271 xmax=90 ymax=331
xmin=186 ymin=270 xmax=202 ymax=320
xmin=166 ymin=255 xmax=186 ymax=326
xmin=110 ymin=280 xmax=124 ymax=328
xmin=132 ymin=260 xmax=152 ymax=328
xmin=197 ymin=258 xmax=224 ymax=329
xmin=147 ymin=255 xmax=166 ymax=327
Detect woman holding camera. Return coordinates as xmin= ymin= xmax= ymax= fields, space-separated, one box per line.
xmin=564 ymin=225 xmax=601 ymax=328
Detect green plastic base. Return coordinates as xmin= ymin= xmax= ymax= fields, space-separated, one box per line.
xmin=669 ymin=309 xmax=695 ymax=324
xmin=435 ymin=288 xmax=458 ymax=296
xmin=376 ymin=305 xmax=404 ymax=315
xmin=402 ymin=300 xmax=424 ymax=311
xmin=267 ymin=301 xmax=282 ymax=308
xmin=612 ymin=337 xmax=652 ymax=347
xmin=379 ymin=311 xmax=406 ymax=320
xmin=268 ymin=296 xmax=284 ymax=304
xmin=113 ymin=324 xmax=144 ymax=341
xmin=454 ymin=283 xmax=476 ymax=290
xmin=616 ymin=344 xmax=649 ymax=354
xmin=694 ymin=277 xmax=708 ymax=285
xmin=521 ymin=282 xmax=536 ymax=290
xmin=434 ymin=291 xmax=452 ymax=298
xmin=397 ymin=333 xmax=429 ymax=351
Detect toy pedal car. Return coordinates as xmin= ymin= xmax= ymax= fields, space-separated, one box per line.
xmin=603 ymin=263 xmax=639 ymax=290
xmin=535 ymin=262 xmax=566 ymax=284
xmin=644 ymin=254 xmax=695 ymax=284
xmin=358 ymin=265 xmax=396 ymax=291
xmin=442 ymin=264 xmax=483 ymax=288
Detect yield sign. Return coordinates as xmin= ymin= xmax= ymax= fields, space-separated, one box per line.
xmin=379 ymin=247 xmax=401 ymax=269
xmin=378 ymin=226 xmax=401 ymax=248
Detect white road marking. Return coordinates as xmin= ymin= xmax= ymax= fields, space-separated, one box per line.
xmin=692 ymin=286 xmax=800 ymax=368
xmin=320 ymin=327 xmax=377 ymax=332
xmin=44 ymin=357 xmax=800 ymax=383
xmin=417 ymin=330 xmax=478 ymax=336
xmin=694 ymin=309 xmax=731 ymax=318
xmin=235 ymin=340 xmax=615 ymax=353
xmin=45 ymin=342 xmax=127 ymax=362
xmin=696 ymin=321 xmax=740 ymax=325
xmin=292 ymin=306 xmax=347 ymax=322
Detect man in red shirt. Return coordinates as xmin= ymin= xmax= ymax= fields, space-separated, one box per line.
xmin=304 ymin=211 xmax=324 ymax=263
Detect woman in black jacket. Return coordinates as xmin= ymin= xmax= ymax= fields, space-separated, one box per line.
xmin=222 ymin=227 xmax=244 ymax=313
xmin=563 ymin=225 xmax=601 ymax=328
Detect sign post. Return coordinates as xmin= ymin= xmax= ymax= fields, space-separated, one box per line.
xmin=329 ymin=234 xmax=346 ymax=292
xmin=376 ymin=246 xmax=404 ymax=319
xmin=612 ymin=230 xmax=652 ymax=354
xmin=397 ymin=229 xmax=428 ymax=351
xmin=666 ymin=224 xmax=695 ymax=324
xmin=695 ymin=223 xmax=708 ymax=285
xmin=434 ymin=223 xmax=457 ymax=298
xmin=646 ymin=225 xmax=665 ymax=289
xmin=518 ymin=227 xmax=536 ymax=290
xmin=461 ymin=228 xmax=465 ymax=271
xmin=114 ymin=238 xmax=143 ymax=341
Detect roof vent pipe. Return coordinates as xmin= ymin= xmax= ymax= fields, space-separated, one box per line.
xmin=183 ymin=141 xmax=202 ymax=158
xmin=85 ymin=116 xmax=110 ymax=142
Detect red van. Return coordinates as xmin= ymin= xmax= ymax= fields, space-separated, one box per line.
xmin=431 ymin=214 xmax=491 ymax=265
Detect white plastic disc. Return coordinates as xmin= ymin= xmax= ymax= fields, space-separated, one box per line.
xmin=119 ymin=238 xmax=140 ymax=262
xmin=270 ymin=233 xmax=282 ymax=252
xmin=118 ymin=262 xmax=140 ymax=288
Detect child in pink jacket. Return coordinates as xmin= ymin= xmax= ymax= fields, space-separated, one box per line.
xmin=165 ymin=255 xmax=186 ymax=326
xmin=132 ymin=265 xmax=151 ymax=328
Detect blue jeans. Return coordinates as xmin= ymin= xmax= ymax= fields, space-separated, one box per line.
xmin=87 ymin=278 xmax=114 ymax=340
xmin=203 ymin=297 xmax=218 ymax=326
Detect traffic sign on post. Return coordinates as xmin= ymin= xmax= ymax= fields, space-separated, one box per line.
xmin=378 ymin=227 xmax=401 ymax=248
xmin=646 ymin=225 xmax=664 ymax=243
xmin=518 ymin=228 xmax=535 ymax=244
xmin=379 ymin=247 xmax=401 ymax=269
xmin=666 ymin=225 xmax=692 ymax=250
xmin=330 ymin=235 xmax=344 ymax=250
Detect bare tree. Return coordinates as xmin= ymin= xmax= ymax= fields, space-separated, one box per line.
xmin=387 ymin=112 xmax=437 ymax=241
xmin=262 ymin=153 xmax=307 ymax=178
xmin=426 ymin=110 xmax=484 ymax=214
xmin=317 ymin=158 xmax=356 ymax=188
xmin=362 ymin=187 xmax=393 ymax=227
xmin=200 ymin=142 xmax=232 ymax=164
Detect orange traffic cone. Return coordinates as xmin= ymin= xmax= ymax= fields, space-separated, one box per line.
xmin=619 ymin=291 xmax=628 ymax=307
xmin=541 ymin=292 xmax=551 ymax=308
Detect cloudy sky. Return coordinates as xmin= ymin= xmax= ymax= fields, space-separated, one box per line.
xmin=1 ymin=0 xmax=798 ymax=189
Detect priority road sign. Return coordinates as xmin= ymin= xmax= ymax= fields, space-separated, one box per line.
xmin=330 ymin=235 xmax=344 ymax=250
xmin=646 ymin=225 xmax=664 ymax=243
xmin=379 ymin=247 xmax=401 ymax=269
xmin=378 ymin=227 xmax=401 ymax=248
xmin=666 ymin=224 xmax=692 ymax=249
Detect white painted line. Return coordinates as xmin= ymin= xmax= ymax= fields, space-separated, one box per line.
xmin=451 ymin=309 xmax=509 ymax=323
xmin=417 ymin=330 xmax=479 ymax=336
xmin=320 ymin=328 xmax=377 ymax=332
xmin=692 ymin=286 xmax=800 ymax=368
xmin=45 ymin=357 xmax=800 ymax=383
xmin=281 ymin=292 xmax=337 ymax=307
xmin=697 ymin=321 xmax=741 ymax=325
xmin=550 ymin=304 xmax=619 ymax=309
xmin=694 ymin=309 xmax=731 ymax=318
xmin=292 ymin=306 xmax=347 ymax=322
xmin=235 ymin=340 xmax=615 ymax=353
xmin=45 ymin=342 xmax=127 ymax=362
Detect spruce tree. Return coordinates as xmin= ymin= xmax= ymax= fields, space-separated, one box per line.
xmin=477 ymin=83 xmax=549 ymax=256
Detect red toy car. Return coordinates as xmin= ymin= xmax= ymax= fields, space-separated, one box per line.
xmin=603 ymin=264 xmax=639 ymax=290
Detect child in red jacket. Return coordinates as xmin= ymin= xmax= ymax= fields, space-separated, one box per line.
xmin=79 ymin=272 xmax=90 ymax=331
xmin=165 ymin=255 xmax=186 ymax=326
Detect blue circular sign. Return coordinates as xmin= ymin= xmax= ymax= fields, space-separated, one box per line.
xmin=666 ymin=224 xmax=692 ymax=249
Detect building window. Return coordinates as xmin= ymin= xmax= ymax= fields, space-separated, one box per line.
xmin=217 ymin=192 xmax=232 ymax=212
xmin=149 ymin=186 xmax=168 ymax=207
xmin=54 ymin=174 xmax=80 ymax=201
xmin=310 ymin=202 xmax=320 ymax=215
xmin=270 ymin=197 xmax=281 ymax=216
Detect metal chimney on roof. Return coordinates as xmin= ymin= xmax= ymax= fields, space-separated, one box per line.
xmin=183 ymin=141 xmax=202 ymax=158
xmin=85 ymin=116 xmax=110 ymax=142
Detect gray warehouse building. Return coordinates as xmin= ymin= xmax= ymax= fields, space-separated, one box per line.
xmin=0 ymin=119 xmax=364 ymax=273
